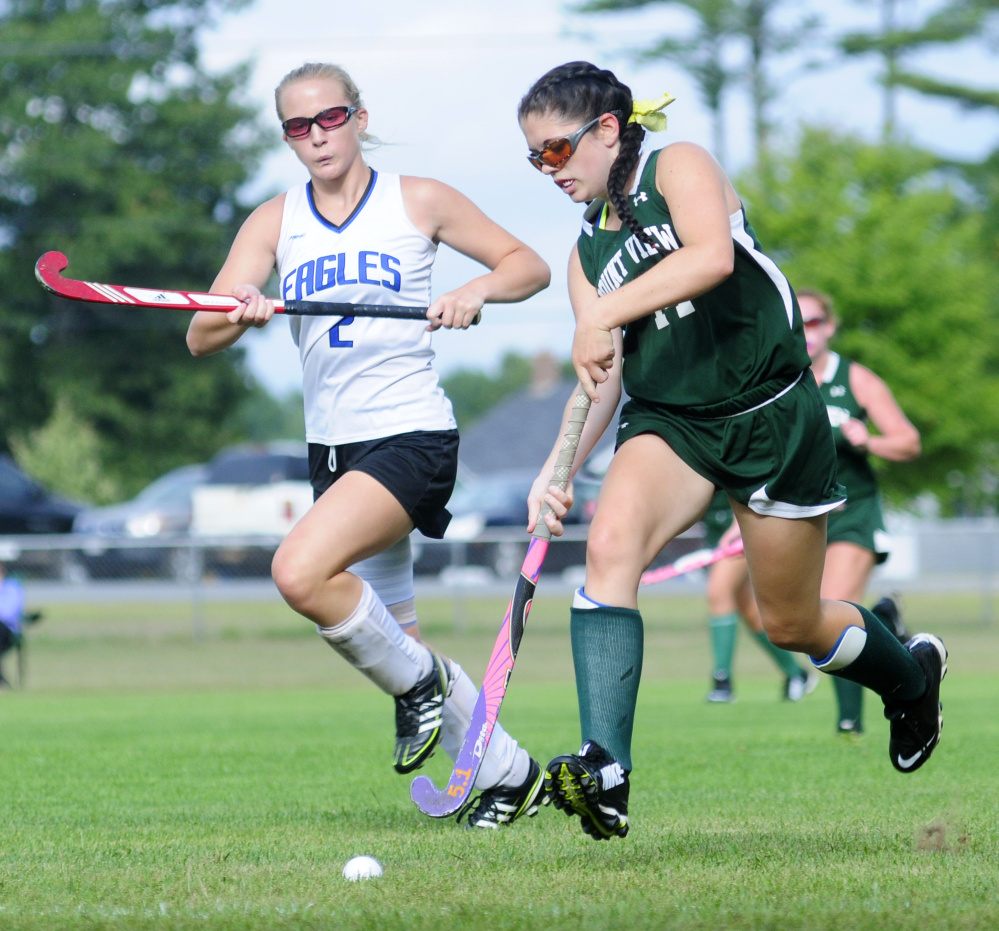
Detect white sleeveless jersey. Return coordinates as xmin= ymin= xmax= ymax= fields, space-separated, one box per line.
xmin=275 ymin=171 xmax=457 ymax=445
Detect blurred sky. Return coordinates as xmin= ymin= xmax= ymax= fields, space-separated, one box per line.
xmin=199 ymin=0 xmax=997 ymax=396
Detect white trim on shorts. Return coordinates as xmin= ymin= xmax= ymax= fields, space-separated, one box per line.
xmin=717 ymin=372 xmax=802 ymax=420
xmin=747 ymin=485 xmax=845 ymax=519
xmin=720 ymin=372 xmax=843 ymax=518
xmin=873 ymin=529 xmax=892 ymax=558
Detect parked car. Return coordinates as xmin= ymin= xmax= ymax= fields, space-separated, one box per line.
xmin=0 ymin=455 xmax=82 ymax=535
xmin=198 ymin=442 xmax=311 ymax=494
xmin=0 ymin=455 xmax=83 ymax=579
xmin=191 ymin=442 xmax=312 ymax=576
xmin=71 ymin=463 xmax=209 ymax=580
xmin=414 ymin=468 xmax=601 ymax=578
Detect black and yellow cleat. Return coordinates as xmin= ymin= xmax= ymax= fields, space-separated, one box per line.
xmin=459 ymin=757 xmax=546 ymax=829
xmin=544 ymin=741 xmax=629 ymax=840
xmin=393 ymin=652 xmax=449 ymax=774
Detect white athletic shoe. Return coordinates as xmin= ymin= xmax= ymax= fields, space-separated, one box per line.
xmin=784 ymin=668 xmax=819 ymax=702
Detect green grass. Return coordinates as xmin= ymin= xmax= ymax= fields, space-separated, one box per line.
xmin=1 ymin=592 xmax=998 ymax=929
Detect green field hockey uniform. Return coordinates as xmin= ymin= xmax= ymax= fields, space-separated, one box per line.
xmin=561 ymin=146 xmax=936 ymax=807
xmin=575 ymin=148 xmax=843 ymax=517
xmin=819 ymin=352 xmax=890 ymax=564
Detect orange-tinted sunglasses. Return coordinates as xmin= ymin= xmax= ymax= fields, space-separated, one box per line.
xmin=526 ymin=112 xmax=621 ymax=171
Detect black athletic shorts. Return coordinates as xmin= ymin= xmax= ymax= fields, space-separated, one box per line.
xmin=308 ymin=429 xmax=459 ymax=539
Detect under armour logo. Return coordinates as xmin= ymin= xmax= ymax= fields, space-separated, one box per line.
xmin=632 ymin=192 xmax=649 ymax=206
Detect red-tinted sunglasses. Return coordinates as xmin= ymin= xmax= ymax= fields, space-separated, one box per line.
xmin=282 ymin=106 xmax=358 ymax=139
xmin=526 ymin=112 xmax=621 ymax=172
xmin=803 ymin=317 xmax=828 ymax=330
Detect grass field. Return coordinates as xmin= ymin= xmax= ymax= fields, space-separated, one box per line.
xmin=2 ymin=589 xmax=998 ymax=929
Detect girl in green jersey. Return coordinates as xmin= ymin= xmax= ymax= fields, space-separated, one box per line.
xmin=519 ymin=61 xmax=947 ymax=841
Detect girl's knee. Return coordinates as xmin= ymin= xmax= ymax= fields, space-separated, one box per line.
xmin=272 ymin=543 xmax=320 ymax=612
xmin=759 ymin=604 xmax=818 ymax=651
xmin=706 ymin=581 xmax=736 ymax=616
xmin=763 ymin=622 xmax=801 ymax=651
xmin=586 ymin=521 xmax=638 ymax=576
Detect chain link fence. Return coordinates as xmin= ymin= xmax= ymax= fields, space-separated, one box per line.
xmin=5 ymin=516 xmax=999 ymax=622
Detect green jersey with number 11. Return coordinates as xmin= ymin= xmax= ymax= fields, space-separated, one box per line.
xmin=576 ymin=148 xmax=809 ymax=417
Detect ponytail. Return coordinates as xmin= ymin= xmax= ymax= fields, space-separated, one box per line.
xmin=607 ymin=123 xmax=663 ymax=254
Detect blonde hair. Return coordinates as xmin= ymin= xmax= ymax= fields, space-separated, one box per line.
xmin=274 ymin=63 xmax=378 ymax=146
xmin=797 ymin=288 xmax=836 ymax=321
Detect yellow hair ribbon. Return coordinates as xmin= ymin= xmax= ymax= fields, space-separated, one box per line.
xmin=628 ymin=92 xmax=676 ymax=132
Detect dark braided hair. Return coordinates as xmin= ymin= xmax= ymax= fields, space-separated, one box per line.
xmin=519 ymin=62 xmax=665 ymax=256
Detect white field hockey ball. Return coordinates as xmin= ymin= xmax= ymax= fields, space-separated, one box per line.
xmin=342 ymin=856 xmax=383 ymax=881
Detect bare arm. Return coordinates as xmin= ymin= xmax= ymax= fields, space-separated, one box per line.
xmin=186 ymin=195 xmax=285 ymax=357
xmin=401 ymin=177 xmax=550 ymax=330
xmin=572 ymin=143 xmax=737 ymax=396
xmin=527 ymin=248 xmax=623 ymax=535
xmin=845 ymin=364 xmax=921 ymax=461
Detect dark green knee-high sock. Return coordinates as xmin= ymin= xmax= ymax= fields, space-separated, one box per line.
xmin=831 ymin=602 xmax=908 ymax=728
xmin=817 ymin=603 xmax=925 ymax=703
xmin=751 ymin=630 xmax=805 ymax=678
xmin=832 ymin=677 xmax=864 ymax=728
xmin=570 ymin=603 xmax=644 ymax=771
xmin=709 ymin=612 xmax=739 ymax=676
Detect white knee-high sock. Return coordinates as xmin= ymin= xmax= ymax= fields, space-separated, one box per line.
xmin=440 ymin=661 xmax=530 ymax=791
xmin=317 ymin=580 xmax=432 ymax=696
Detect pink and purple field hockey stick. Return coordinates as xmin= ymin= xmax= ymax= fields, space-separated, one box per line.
xmin=640 ymin=538 xmax=745 ymax=587
xmin=410 ymin=389 xmax=591 ymax=818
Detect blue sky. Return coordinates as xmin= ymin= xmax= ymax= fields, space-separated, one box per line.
xmin=200 ymin=0 xmax=997 ymax=396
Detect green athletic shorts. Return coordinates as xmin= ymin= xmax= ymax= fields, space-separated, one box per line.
xmin=826 ymin=492 xmax=890 ymax=564
xmin=617 ymin=375 xmax=845 ymax=519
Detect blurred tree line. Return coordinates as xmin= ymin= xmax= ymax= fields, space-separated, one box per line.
xmin=2 ymin=0 xmax=997 ymax=514
xmin=0 ymin=0 xmax=552 ymax=507
xmin=577 ymin=0 xmax=999 ymax=512
xmin=0 ymin=0 xmax=275 ymax=504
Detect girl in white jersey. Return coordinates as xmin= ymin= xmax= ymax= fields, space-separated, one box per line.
xmin=187 ymin=63 xmax=553 ymax=830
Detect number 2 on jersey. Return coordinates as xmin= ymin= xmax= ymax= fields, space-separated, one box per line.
xmin=328 ymin=316 xmax=355 ymax=348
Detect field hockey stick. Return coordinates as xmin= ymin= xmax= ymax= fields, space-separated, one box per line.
xmin=35 ymin=251 xmax=481 ymax=323
xmin=640 ymin=538 xmax=744 ymax=587
xmin=411 ymin=388 xmax=592 ymax=818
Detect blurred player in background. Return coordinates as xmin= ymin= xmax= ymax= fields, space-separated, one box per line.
xmin=800 ymin=288 xmax=921 ymax=736
xmin=0 ymin=563 xmax=42 ymax=689
xmin=700 ymin=489 xmax=817 ymax=704
xmin=187 ymin=62 xmax=551 ymax=829
xmin=0 ymin=562 xmax=25 ymax=688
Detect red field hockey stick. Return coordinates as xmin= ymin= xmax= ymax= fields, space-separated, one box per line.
xmin=640 ymin=538 xmax=745 ymax=586
xmin=35 ymin=251 xmax=481 ymax=323
xmin=411 ymin=389 xmax=592 ymax=818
